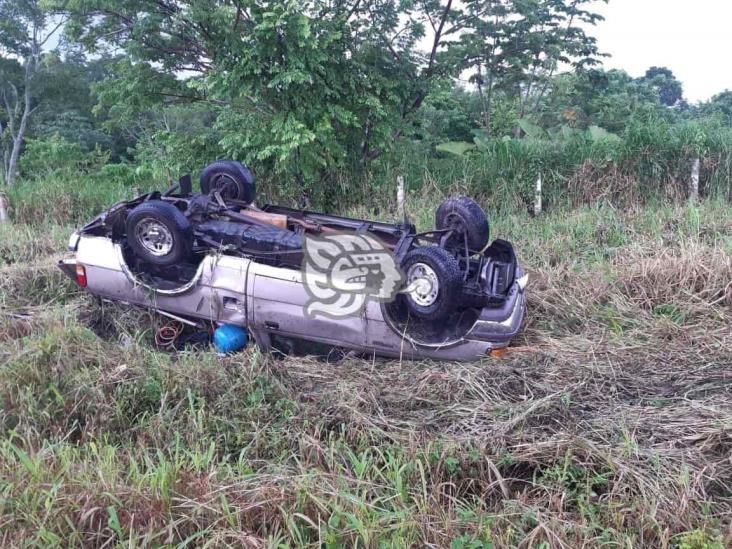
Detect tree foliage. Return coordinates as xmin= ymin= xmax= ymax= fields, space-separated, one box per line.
xmin=641 ymin=66 xmax=683 ymax=107
xmin=455 ymin=0 xmax=607 ymax=134
xmin=54 ymin=0 xmax=453 ymax=190
xmin=48 ymin=0 xmax=608 ymax=191
xmin=1 ymin=0 xmax=729 ymax=208
xmin=701 ymin=90 xmax=732 ymax=123
xmin=0 ymin=0 xmax=63 ymax=184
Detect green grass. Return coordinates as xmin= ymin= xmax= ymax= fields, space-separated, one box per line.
xmin=5 ymin=111 xmax=732 ymax=226
xmin=0 ymin=224 xmax=71 ymax=266
xmin=0 ymin=189 xmax=730 ymax=546
xmin=5 ymin=174 xmax=155 ymax=226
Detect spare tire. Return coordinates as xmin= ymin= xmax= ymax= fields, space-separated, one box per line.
xmin=200 ymin=160 xmax=256 ymax=203
xmin=401 ymin=246 xmax=462 ymax=321
xmin=126 ymin=200 xmax=192 ymax=267
xmin=435 ymin=196 xmax=490 ymax=251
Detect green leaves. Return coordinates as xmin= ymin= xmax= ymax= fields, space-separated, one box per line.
xmin=588 ymin=125 xmax=620 ymax=143
xmin=436 ymin=141 xmax=476 ymax=156
xmin=458 ymin=0 xmax=605 ymax=132
xmin=641 ymin=66 xmax=684 ymax=107
xmin=51 ymin=1 xmax=465 ymax=191
xmin=49 ymin=0 xmax=621 ymax=201
xmin=517 ymin=118 xmax=548 ymax=140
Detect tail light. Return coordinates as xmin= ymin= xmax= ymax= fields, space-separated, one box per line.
xmin=76 ymin=264 xmax=88 ymax=287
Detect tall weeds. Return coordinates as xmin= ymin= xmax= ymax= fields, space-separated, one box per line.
xmin=382 ymin=117 xmax=732 ymax=213
xmin=1 ymin=202 xmax=730 ymax=547
xmin=4 ymin=117 xmax=730 ymax=225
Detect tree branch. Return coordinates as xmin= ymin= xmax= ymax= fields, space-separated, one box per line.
xmin=425 ymin=0 xmax=454 ymax=78
xmin=38 ymin=17 xmax=68 ymax=48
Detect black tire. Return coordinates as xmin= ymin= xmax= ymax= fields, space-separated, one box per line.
xmin=200 ymin=160 xmax=256 ymax=203
xmin=126 ymin=200 xmax=192 ymax=267
xmin=435 ymin=196 xmax=490 ymax=251
xmin=401 ymin=246 xmax=462 ymax=321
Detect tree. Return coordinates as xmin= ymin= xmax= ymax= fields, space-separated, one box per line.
xmin=641 ymin=66 xmax=683 ymax=107
xmin=701 ymin=90 xmax=732 ymax=122
xmin=454 ymin=0 xmax=606 ymax=136
xmin=536 ymin=68 xmax=663 ymax=133
xmin=0 ymin=0 xmax=64 ymax=185
xmin=52 ymin=0 xmax=471 ymax=198
xmin=26 ymin=48 xmax=117 ymax=154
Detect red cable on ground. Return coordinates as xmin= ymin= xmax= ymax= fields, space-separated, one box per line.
xmin=154 ymin=322 xmax=183 ymax=348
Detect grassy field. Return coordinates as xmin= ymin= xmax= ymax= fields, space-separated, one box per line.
xmin=0 ymin=196 xmax=730 ymax=547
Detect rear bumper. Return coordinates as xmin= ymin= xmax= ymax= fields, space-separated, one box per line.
xmin=374 ymin=276 xmax=527 ymax=361
xmin=467 ymin=281 xmax=527 ymax=344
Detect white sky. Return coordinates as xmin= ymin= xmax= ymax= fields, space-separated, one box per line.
xmin=589 ymin=0 xmax=732 ymax=102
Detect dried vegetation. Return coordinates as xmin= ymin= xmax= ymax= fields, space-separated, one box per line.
xmin=0 ymin=202 xmax=730 ymax=547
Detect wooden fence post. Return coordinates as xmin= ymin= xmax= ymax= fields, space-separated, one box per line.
xmin=533 ymin=173 xmax=542 ymax=216
xmin=690 ymin=157 xmax=700 ymax=202
xmin=0 ymin=194 xmax=9 ymax=224
xmin=396 ymin=175 xmax=406 ymax=223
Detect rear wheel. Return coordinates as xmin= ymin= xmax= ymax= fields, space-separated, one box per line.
xmin=200 ymin=160 xmax=256 ymax=203
xmin=435 ymin=196 xmax=490 ymax=251
xmin=401 ymin=246 xmax=462 ymax=321
xmin=126 ymin=200 xmax=192 ymax=267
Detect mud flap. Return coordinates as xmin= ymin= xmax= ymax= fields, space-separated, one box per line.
xmin=57 ymin=259 xmax=78 ymax=282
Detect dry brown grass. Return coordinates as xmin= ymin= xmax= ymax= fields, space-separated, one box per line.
xmin=0 ymin=204 xmax=730 ymax=547
xmin=567 ymin=160 xmax=642 ymax=206
xmin=566 ymin=160 xmax=691 ymax=206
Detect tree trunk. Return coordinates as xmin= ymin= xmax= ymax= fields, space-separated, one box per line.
xmin=2 ymin=144 xmax=8 ymax=183
xmin=479 ymin=26 xmax=497 ymax=136
xmin=475 ymin=64 xmax=492 ymax=135
xmin=514 ymin=84 xmax=527 ymax=138
xmin=484 ymin=70 xmax=494 ymax=135
xmin=6 ymin=131 xmax=25 ymax=186
xmin=4 ymin=65 xmax=34 ymax=186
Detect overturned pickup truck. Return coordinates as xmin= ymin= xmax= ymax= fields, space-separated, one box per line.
xmin=59 ymin=161 xmax=527 ymax=360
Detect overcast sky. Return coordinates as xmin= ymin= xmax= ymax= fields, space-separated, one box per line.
xmin=589 ymin=0 xmax=731 ymax=102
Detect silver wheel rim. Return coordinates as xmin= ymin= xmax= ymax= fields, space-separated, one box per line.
xmin=135 ymin=218 xmax=174 ymax=257
xmin=406 ymin=262 xmax=440 ymax=307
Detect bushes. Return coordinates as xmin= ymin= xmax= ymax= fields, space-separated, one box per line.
xmin=4 ymin=116 xmax=731 ymax=227
xmin=8 ymin=135 xmax=157 ymax=225
xmin=18 ymin=134 xmax=108 ymax=180
xmin=400 ymin=115 xmax=732 ymax=212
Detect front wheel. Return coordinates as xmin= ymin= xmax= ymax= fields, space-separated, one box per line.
xmin=401 ymin=246 xmax=462 ymax=321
